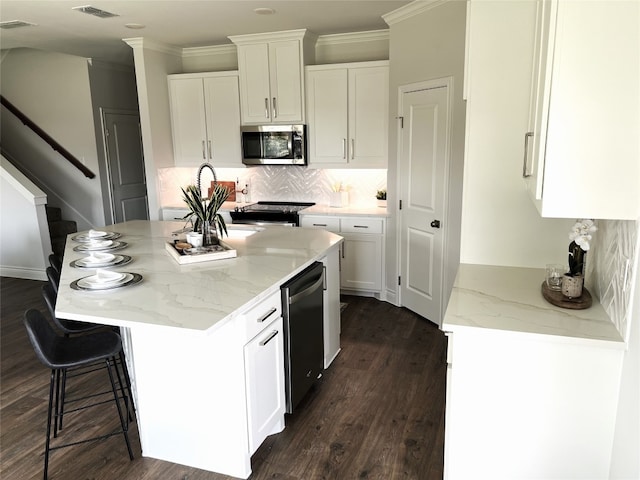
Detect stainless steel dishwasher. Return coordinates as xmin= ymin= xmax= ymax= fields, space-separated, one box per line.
xmin=281 ymin=261 xmax=324 ymax=414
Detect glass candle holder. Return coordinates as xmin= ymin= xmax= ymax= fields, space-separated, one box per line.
xmin=545 ymin=264 xmax=565 ymax=291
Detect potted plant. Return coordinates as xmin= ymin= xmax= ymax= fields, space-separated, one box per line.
xmin=562 ymin=219 xmax=597 ymax=298
xmin=376 ymin=189 xmax=387 ymax=208
xmin=181 ymin=184 xmax=231 ymax=245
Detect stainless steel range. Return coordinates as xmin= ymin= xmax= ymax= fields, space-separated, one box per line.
xmin=230 ymin=201 xmax=315 ymax=226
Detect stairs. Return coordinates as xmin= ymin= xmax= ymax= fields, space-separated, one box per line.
xmin=46 ymin=206 xmax=77 ymax=258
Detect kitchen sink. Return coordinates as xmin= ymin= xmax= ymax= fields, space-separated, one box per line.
xmin=224 ymin=225 xmax=263 ymax=238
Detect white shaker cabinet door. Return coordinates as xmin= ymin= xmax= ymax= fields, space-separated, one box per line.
xmin=268 ymin=40 xmax=304 ymax=124
xmin=340 ymin=233 xmax=382 ymax=292
xmin=237 ymin=43 xmax=273 ymax=124
xmin=203 ymin=76 xmax=242 ymax=166
xmin=306 ymin=68 xmax=349 ymax=164
xmin=168 ymin=77 xmax=209 ymax=165
xmin=244 ymin=316 xmax=285 ymax=455
xmin=348 ymin=66 xmax=389 ymax=167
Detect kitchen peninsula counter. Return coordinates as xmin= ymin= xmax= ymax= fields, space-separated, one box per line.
xmin=442 ymin=264 xmax=625 ymax=480
xmin=55 ymin=220 xmax=343 ymax=479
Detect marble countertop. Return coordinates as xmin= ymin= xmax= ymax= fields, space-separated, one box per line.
xmin=162 ymin=202 xmax=388 ymax=217
xmin=55 ymin=221 xmax=342 ymax=333
xmin=442 ymin=264 xmax=624 ymax=346
xmin=299 ymin=204 xmax=388 ymax=217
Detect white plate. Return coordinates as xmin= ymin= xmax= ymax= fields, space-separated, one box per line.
xmin=87 ymin=229 xmax=108 ymax=238
xmin=83 ymin=252 xmax=116 ymax=264
xmin=72 ymin=254 xmax=132 ymax=269
xmin=85 ymin=240 xmax=113 ymax=250
xmin=77 ymin=272 xmax=132 ymax=289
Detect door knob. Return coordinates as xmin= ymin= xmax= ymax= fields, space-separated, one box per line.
xmin=430 ymin=220 xmax=441 ymax=228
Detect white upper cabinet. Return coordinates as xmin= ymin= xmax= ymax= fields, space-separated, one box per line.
xmin=523 ymin=0 xmax=639 ymax=219
xmin=230 ymin=30 xmax=314 ymax=125
xmin=306 ymin=61 xmax=389 ymax=168
xmin=168 ymin=71 xmax=242 ymax=167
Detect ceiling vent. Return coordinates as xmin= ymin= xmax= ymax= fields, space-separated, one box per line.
xmin=72 ymin=5 xmax=119 ymax=18
xmin=0 ymin=20 xmax=37 ymax=29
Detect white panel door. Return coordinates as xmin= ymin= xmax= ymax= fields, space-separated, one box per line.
xmin=399 ymin=84 xmax=449 ymax=325
xmin=306 ymin=68 xmax=348 ymax=164
xmin=103 ymin=110 xmax=148 ymax=223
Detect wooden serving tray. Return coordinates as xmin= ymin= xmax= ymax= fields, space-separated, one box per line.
xmin=165 ymin=240 xmax=237 ymax=265
xmin=541 ymin=281 xmax=592 ymax=309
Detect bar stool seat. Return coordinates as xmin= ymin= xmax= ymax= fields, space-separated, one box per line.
xmin=23 ymin=309 xmax=134 ymax=480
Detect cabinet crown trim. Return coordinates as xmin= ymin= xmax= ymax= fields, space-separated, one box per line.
xmin=229 ymin=28 xmax=316 ymax=45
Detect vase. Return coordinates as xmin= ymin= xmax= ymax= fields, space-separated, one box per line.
xmin=377 ymin=199 xmax=387 ymax=208
xmin=561 ymin=274 xmax=583 ymax=298
xmin=201 ymin=221 xmax=219 ymax=246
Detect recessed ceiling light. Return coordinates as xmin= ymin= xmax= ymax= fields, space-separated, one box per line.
xmin=72 ymin=5 xmax=119 ymax=18
xmin=0 ymin=20 xmax=37 ymax=29
xmin=125 ymin=23 xmax=146 ymax=30
xmin=253 ymin=7 xmax=276 ymax=15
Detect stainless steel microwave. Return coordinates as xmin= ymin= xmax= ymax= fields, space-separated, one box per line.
xmin=241 ymin=124 xmax=306 ymax=166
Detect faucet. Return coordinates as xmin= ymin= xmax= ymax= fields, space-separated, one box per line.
xmin=197 ymin=162 xmax=218 ymax=199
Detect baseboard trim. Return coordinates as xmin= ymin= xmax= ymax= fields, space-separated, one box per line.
xmin=1 ymin=266 xmax=47 ymax=281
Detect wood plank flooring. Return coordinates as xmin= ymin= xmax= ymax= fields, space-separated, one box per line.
xmin=1 ymin=277 xmax=446 ymax=479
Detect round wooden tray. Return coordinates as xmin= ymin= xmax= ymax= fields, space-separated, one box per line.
xmin=541 ymin=281 xmax=592 ymax=309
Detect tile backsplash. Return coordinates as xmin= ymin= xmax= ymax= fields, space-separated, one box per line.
xmin=158 ymin=166 xmax=387 ymax=207
xmin=590 ymin=219 xmax=639 ymax=342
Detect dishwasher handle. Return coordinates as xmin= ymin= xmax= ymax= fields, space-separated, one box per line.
xmin=288 ymin=272 xmax=324 ymax=305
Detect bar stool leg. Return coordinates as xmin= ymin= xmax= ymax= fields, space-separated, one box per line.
xmin=53 ymin=369 xmax=62 ymax=438
xmin=44 ymin=369 xmax=56 ymax=480
xmin=105 ymin=358 xmax=134 ymax=460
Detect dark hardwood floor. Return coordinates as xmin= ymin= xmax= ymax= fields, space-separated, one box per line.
xmin=1 ymin=277 xmax=446 ymax=479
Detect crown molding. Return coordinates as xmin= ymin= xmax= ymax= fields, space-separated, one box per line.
xmin=229 ymin=28 xmax=314 ymax=46
xmin=315 ymin=29 xmax=388 ymax=47
xmin=122 ymin=37 xmax=182 ymax=56
xmin=382 ymin=0 xmax=450 ymax=26
xmin=181 ymin=44 xmax=236 ymax=58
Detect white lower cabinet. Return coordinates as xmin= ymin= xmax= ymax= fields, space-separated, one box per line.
xmin=300 ymin=215 xmax=384 ymax=294
xmin=320 ymin=246 xmax=341 ymax=368
xmin=444 ymin=327 xmax=624 ymax=480
xmin=244 ymin=315 xmax=285 ymax=454
xmin=238 ymin=291 xmax=285 ymax=454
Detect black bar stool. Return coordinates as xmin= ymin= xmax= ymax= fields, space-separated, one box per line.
xmin=23 ymin=309 xmax=134 ymax=480
xmin=41 ymin=284 xmax=135 ymax=429
xmin=48 ymin=253 xmax=62 ymax=275
xmin=45 ymin=266 xmax=60 ymax=295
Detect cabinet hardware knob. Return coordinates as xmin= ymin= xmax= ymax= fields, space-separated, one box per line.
xmin=351 ymin=138 xmax=355 ymax=159
xmin=201 ymin=140 xmax=206 ymax=160
xmin=272 ymin=97 xmax=277 ymax=118
xmin=264 ymin=98 xmax=269 ymax=119
xmin=430 ymin=219 xmax=441 ymax=228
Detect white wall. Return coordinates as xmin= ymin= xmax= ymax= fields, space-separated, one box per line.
xmin=126 ymin=39 xmax=183 ymax=220
xmin=386 ymin=1 xmax=467 ymax=306
xmin=0 ymin=156 xmax=50 ymax=280
xmin=87 ymin=59 xmax=140 ymax=224
xmin=460 ymin=0 xmax=573 ymax=267
xmin=0 ymin=49 xmax=103 ymax=230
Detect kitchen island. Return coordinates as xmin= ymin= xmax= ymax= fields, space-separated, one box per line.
xmin=55 ymin=220 xmax=343 ymax=479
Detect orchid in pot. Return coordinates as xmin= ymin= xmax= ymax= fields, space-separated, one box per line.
xmin=563 ymin=219 xmax=597 ymax=298
xmin=181 ymin=183 xmax=231 ymax=245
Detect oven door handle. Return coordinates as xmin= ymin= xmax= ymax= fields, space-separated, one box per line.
xmin=288 ymin=273 xmax=324 ymax=305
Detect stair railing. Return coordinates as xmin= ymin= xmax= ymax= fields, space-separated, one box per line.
xmin=0 ymin=95 xmax=96 ymax=179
